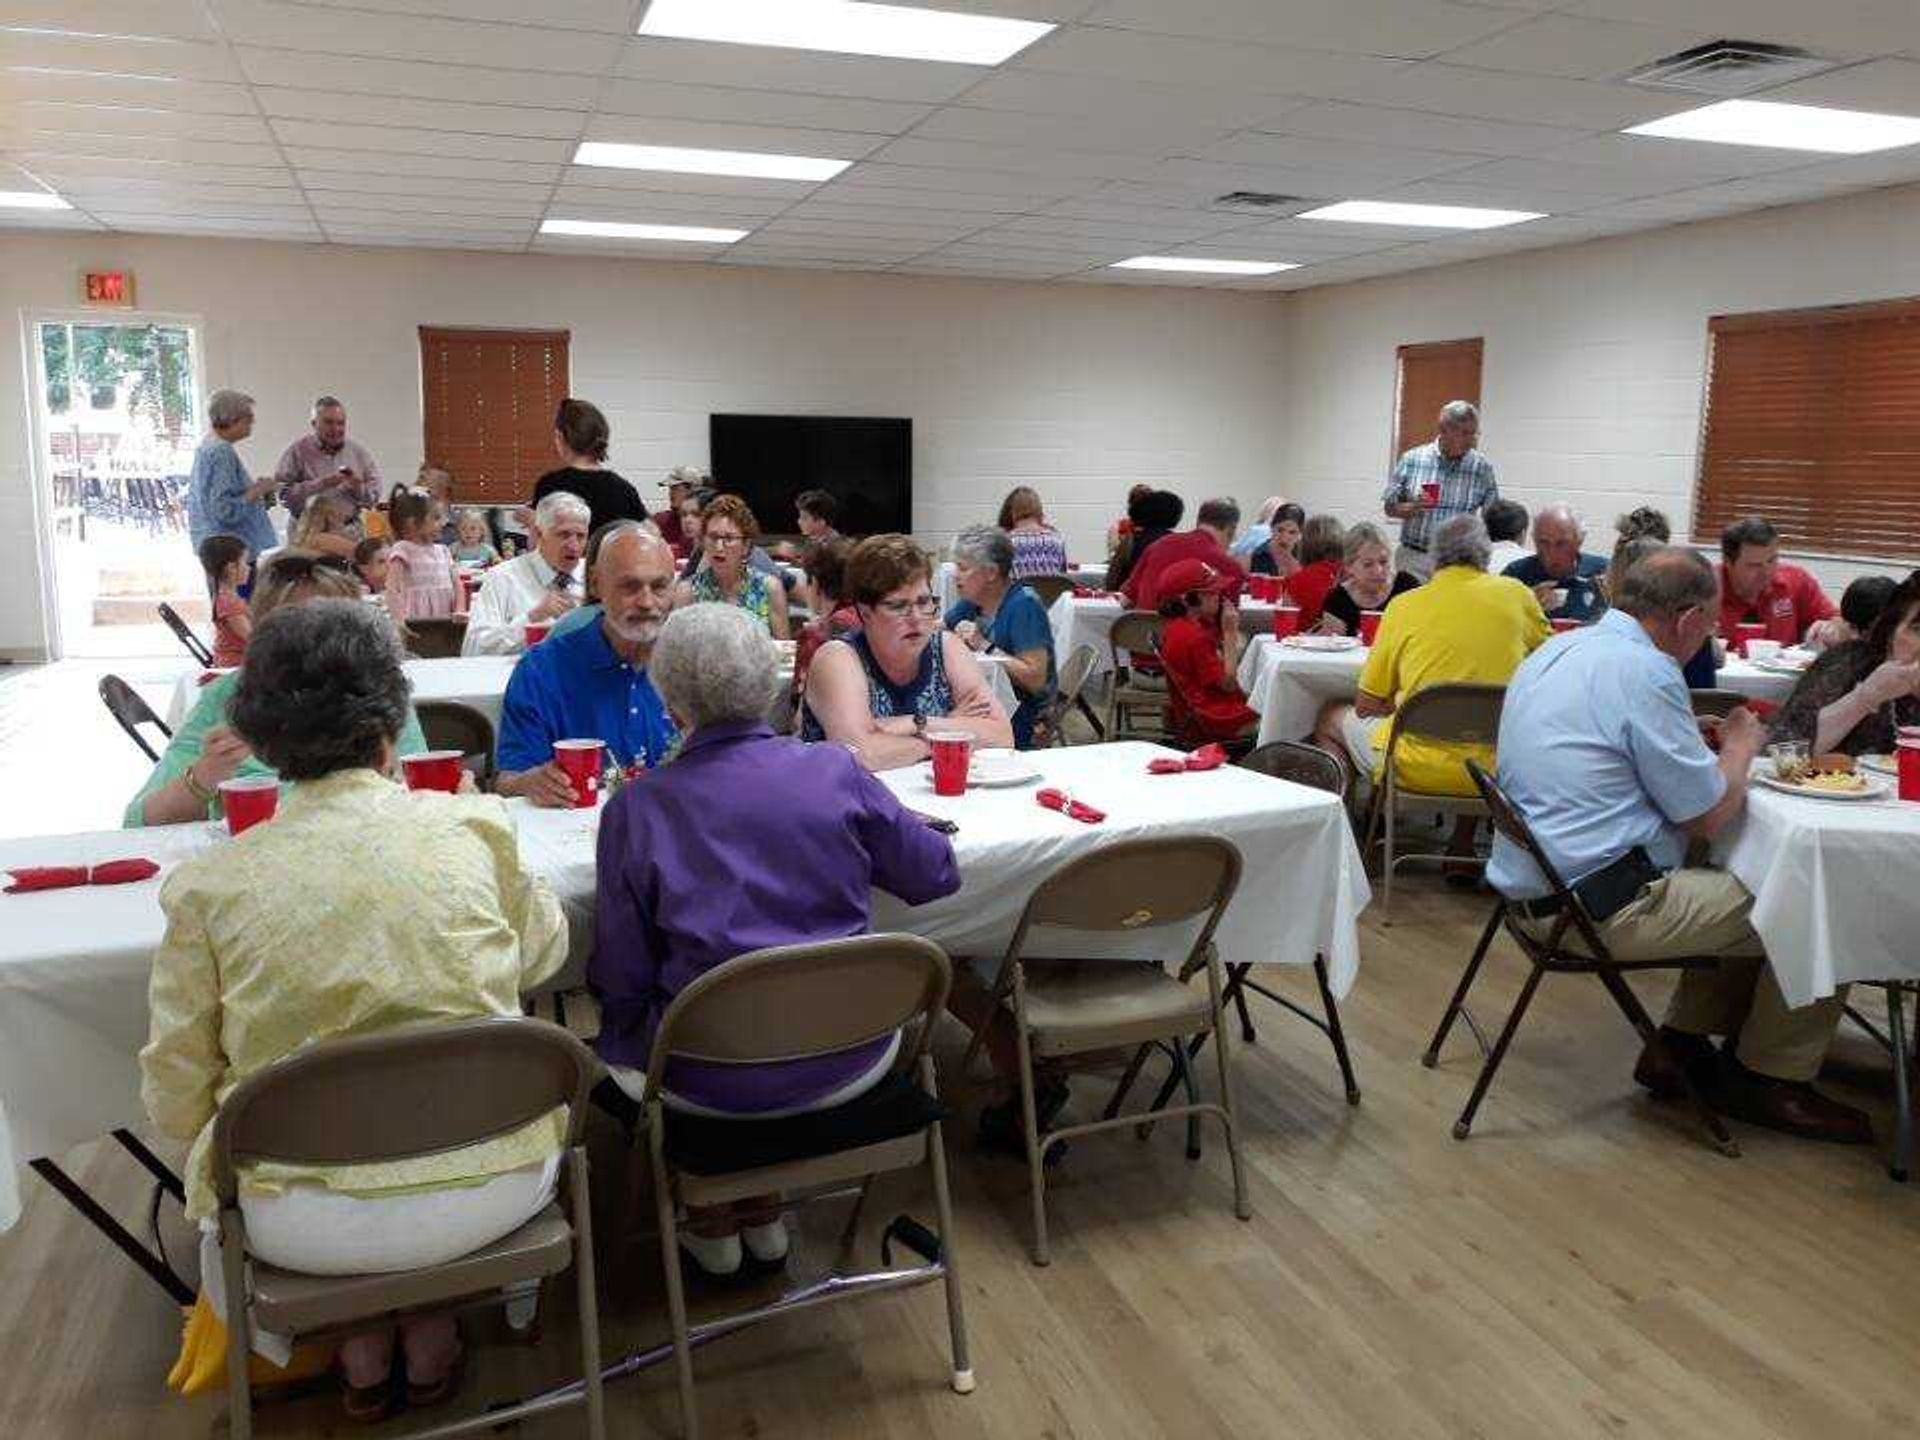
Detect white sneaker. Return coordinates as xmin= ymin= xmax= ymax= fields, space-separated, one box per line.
xmin=741 ymin=1217 xmax=789 ymax=1264
xmin=678 ymin=1230 xmax=743 ymax=1277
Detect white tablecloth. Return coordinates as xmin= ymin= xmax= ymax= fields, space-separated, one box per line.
xmin=166 ymin=656 xmax=521 ymax=732
xmin=1233 ymin=635 xmax=1803 ymax=749
xmin=1052 ymin=595 xmax=1284 ymax=679
xmin=1713 ymin=782 xmax=1920 ymax=1007
xmin=0 ymin=741 xmax=1360 ymax=1229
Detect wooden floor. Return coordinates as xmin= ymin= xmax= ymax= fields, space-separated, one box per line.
xmin=4 ymin=875 xmax=1919 ymax=1439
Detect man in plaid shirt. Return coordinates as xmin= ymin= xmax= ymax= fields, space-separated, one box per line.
xmin=1382 ymin=400 xmax=1498 ymax=579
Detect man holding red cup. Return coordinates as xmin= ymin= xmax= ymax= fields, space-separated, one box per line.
xmin=1382 ymin=400 xmax=1499 ymax=583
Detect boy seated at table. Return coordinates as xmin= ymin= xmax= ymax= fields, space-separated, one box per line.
xmin=1155 ymin=558 xmax=1259 ymax=754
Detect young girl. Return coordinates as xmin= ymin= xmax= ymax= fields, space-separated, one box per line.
xmin=383 ymin=487 xmax=466 ymax=622
xmin=290 ymin=491 xmax=359 ymax=560
xmin=352 ymin=536 xmax=390 ymax=596
xmin=418 ymin=464 xmax=459 ymax=546
xmin=450 ymin=508 xmax=500 ymax=567
xmin=198 ymin=534 xmax=252 ymax=668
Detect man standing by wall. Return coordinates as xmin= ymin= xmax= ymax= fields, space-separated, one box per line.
xmin=273 ymin=395 xmax=382 ymax=521
xmin=1383 ymin=400 xmax=1498 ymax=581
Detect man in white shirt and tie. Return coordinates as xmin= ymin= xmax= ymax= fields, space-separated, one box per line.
xmin=462 ymin=490 xmax=590 ymax=655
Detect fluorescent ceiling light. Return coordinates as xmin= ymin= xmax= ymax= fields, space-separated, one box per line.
xmin=1111 ymin=256 xmax=1295 ymax=276
xmin=540 ymin=218 xmax=748 ymax=243
xmin=0 ymin=189 xmax=72 ymax=210
xmin=574 ymin=141 xmax=848 ymax=182
xmin=1623 ymin=98 xmax=1920 ymax=154
xmin=639 ymin=0 xmax=1053 ymax=66
xmin=1299 ymin=200 xmax=1544 ymax=229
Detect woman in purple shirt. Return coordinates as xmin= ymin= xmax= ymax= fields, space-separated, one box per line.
xmin=592 ymin=601 xmax=960 ymax=1277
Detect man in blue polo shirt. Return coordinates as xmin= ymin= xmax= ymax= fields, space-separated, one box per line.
xmin=1501 ymin=503 xmax=1608 ymax=622
xmin=497 ymin=525 xmax=679 ymax=807
xmin=1490 ymin=546 xmax=1865 ymax=1145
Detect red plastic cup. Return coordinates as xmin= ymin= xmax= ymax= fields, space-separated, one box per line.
xmin=1551 ymin=617 xmax=1582 ymax=633
xmin=524 ymin=622 xmax=552 ymax=646
xmin=1358 ymin=610 xmax=1384 ymax=646
xmin=1899 ymin=739 xmax=1920 ymax=803
xmin=1272 ymin=604 xmax=1302 ymax=639
xmin=553 ymin=738 xmax=604 ymax=808
xmin=1420 ymin=480 xmax=1441 ymax=508
xmin=218 ymin=776 xmax=278 ymax=836
xmin=1733 ymin=622 xmax=1767 ymax=657
xmin=401 ymin=749 xmax=464 ymax=793
xmin=928 ymin=731 xmax=971 ymax=797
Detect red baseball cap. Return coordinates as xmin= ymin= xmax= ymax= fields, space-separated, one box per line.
xmin=1159 ymin=558 xmax=1230 ymax=596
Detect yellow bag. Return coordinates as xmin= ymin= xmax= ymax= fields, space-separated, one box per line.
xmin=167 ymin=1293 xmax=333 ymax=1397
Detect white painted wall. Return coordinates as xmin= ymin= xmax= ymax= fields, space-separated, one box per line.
xmin=0 ymin=233 xmax=1289 ymax=660
xmin=1280 ymin=182 xmax=1920 ymax=598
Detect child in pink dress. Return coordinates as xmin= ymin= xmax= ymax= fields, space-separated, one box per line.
xmin=383 ymin=487 xmax=466 ymax=623
xmin=199 ymin=534 xmax=252 ymax=668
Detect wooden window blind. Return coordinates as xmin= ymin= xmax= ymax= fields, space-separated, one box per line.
xmin=1392 ymin=338 xmax=1482 ymax=461
xmin=418 ymin=327 xmax=570 ymax=505
xmin=1695 ymin=299 xmax=1920 ymax=560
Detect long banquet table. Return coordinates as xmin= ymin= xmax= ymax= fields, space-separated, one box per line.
xmin=0 ymin=740 xmax=1368 ymax=1232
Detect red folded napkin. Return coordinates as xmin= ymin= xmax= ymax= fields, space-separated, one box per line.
xmin=1147 ymin=743 xmax=1228 ymax=775
xmin=1742 ymin=698 xmax=1778 ymax=721
xmin=1037 ymin=788 xmax=1105 ymax=824
xmin=6 ymin=858 xmax=160 ymax=894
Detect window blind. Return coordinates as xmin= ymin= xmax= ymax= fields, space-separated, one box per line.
xmin=418 ymin=327 xmax=570 ymax=505
xmin=1392 ymin=338 xmax=1482 ymax=461
xmin=1695 ymin=300 xmax=1920 ymax=560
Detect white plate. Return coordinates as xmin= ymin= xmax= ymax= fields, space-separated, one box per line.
xmin=1751 ymin=656 xmax=1814 ymax=676
xmin=1280 ymin=634 xmax=1361 ymax=652
xmin=924 ymin=749 xmax=1041 ymax=789
xmin=1860 ymin=753 xmax=1898 ymax=777
xmin=1753 ymin=771 xmax=1891 ymax=802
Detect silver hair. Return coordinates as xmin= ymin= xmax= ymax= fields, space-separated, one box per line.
xmin=311 ymin=395 xmax=344 ymax=417
xmin=1433 ymin=513 xmax=1492 ymax=571
xmin=1342 ymin=520 xmax=1390 ymax=563
xmin=534 ymin=490 xmax=591 ymax=529
xmin=650 ymin=602 xmax=779 ymax=731
xmin=951 ymin=523 xmax=1013 ymax=578
xmin=1535 ymin=502 xmax=1584 ymax=538
xmin=667 ymin=464 xmax=709 ymax=486
xmin=1438 ymin=400 xmax=1479 ymax=429
xmin=1615 ymin=546 xmax=1717 ymax=620
xmin=207 ymin=388 xmax=254 ymax=428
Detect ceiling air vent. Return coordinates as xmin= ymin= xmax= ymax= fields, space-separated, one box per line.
xmin=1209 ymin=191 xmax=1314 ymax=217
xmin=1621 ymin=40 xmax=1838 ymax=97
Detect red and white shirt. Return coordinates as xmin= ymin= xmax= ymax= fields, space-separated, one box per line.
xmin=1717 ymin=562 xmax=1836 ymax=644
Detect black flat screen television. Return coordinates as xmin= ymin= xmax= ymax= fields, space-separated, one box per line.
xmin=709 ymin=413 xmax=911 ymax=536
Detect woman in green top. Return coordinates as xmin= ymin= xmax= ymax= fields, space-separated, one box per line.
xmin=673 ymin=493 xmax=790 ymax=639
xmin=127 ymin=552 xmax=429 ymax=826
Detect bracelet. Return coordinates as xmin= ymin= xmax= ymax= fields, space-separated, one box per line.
xmin=182 ymin=763 xmax=214 ymax=803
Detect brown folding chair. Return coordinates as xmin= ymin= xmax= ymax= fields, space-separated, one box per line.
xmin=99 ymin=673 xmax=172 ymax=763
xmin=403 ymin=616 xmax=469 ymax=659
xmin=1042 ymin=642 xmax=1102 ymax=746
xmin=1105 ymin=610 xmax=1167 ymax=741
xmin=638 ymin=935 xmax=973 ymax=1438
xmin=1021 ymin=573 xmax=1076 ymax=608
xmin=1689 ymin=688 xmax=1748 ymax=718
xmin=157 ymin=600 xmax=213 ymax=666
xmin=417 ymin=699 xmax=497 ymax=791
xmin=209 ymin=1017 xmax=606 ymax=1440
xmin=962 ymin=837 xmax=1250 ymax=1265
xmin=1422 ymin=759 xmax=1740 ymax=1157
xmin=1360 ymin=682 xmax=1506 ymax=921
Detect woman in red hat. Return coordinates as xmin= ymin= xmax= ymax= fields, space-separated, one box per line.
xmin=1156 ymin=557 xmax=1260 ymax=751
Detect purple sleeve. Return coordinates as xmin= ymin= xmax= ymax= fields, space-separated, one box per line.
xmin=847 ymin=758 xmax=960 ymax=905
xmin=589 ymin=790 xmax=663 ymax=1065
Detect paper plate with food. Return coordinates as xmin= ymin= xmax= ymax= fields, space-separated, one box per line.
xmin=1756 ymin=750 xmax=1891 ymax=801
xmin=1280 ymin=634 xmax=1362 ymax=652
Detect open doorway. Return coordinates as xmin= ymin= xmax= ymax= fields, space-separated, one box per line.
xmin=32 ymin=317 xmax=207 ymax=659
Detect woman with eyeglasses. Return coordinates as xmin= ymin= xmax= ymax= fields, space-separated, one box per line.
xmin=801 ymin=534 xmax=1012 ymax=770
xmin=672 ymin=493 xmax=790 ymax=640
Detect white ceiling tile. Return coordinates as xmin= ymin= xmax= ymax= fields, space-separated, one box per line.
xmin=5 ymin=131 xmax=280 ymax=167
xmin=550 ymin=181 xmax=791 ymax=217
xmin=727 ymin=237 xmax=930 ymax=259
xmin=297 ymin=169 xmax=555 ymax=201
xmin=0 ymin=0 xmax=217 ymax=41
xmin=0 ymin=71 xmax=254 ymax=112
xmin=863 ymin=135 xmax=1159 ymax=181
xmin=0 ymin=208 xmax=106 ymax=229
xmin=992 ymin=213 xmax=1234 ymax=242
xmin=1013 ymin=25 xmax=1414 ymax=98
xmin=302 ymin=191 xmax=547 ymax=221
xmin=1261 ymin=100 xmax=1589 ymax=158
xmin=3 ymin=102 xmax=272 ymax=143
xmin=253 ymin=88 xmax=587 ymax=140
xmin=1757 ymin=58 xmax=1920 ymax=110
xmin=22 ymin=154 xmax=293 ymax=186
xmin=232 ymin=47 xmax=593 ymax=107
xmin=555 ymin=165 xmax=813 ymax=200
xmin=826 ymin=162 xmax=1085 ymax=201
xmin=711 ymin=254 xmax=892 ymax=271
xmin=594 ymin=78 xmax=930 ymax=136
xmin=112 ymin=215 xmax=320 ymax=237
xmin=542 ymin=193 xmax=784 ymax=227
xmin=1561 ymin=0 xmax=1920 ymax=55
xmin=1440 ymin=14 xmax=1714 ymax=81
xmin=1409 ymin=156 xmax=1668 ymax=201
xmin=957 ymin=68 xmax=1309 ymax=131
xmin=318 ymin=208 xmax=537 ymax=233
xmin=1079 ymin=0 xmax=1522 ymax=60
xmin=210 ymin=0 xmax=615 ymax=74
xmin=275 ymin=0 xmax=635 ymax=32
xmin=759 ymin=214 xmax=982 ymax=241
xmin=576 ymin=113 xmax=887 ymax=161
xmin=909 ymin=103 xmax=1232 ymax=157
xmin=0 ymin=31 xmax=242 ymax=82
xmin=778 ymin=198 xmax=1010 ymax=227
xmin=1197 ymin=132 xmax=1489 ymax=183
xmin=280 ymin=145 xmax=561 ymax=183
xmin=91 ymin=199 xmax=310 ymax=220
xmin=269 ymin=119 xmax=573 ymax=164
xmin=1340 ymin=62 xmax=1691 ymax=130
xmin=617 ymin=36 xmax=985 ymax=104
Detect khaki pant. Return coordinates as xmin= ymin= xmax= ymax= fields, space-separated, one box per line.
xmin=1599 ymin=869 xmax=1845 ymax=1083
xmin=1394 ymin=543 xmax=1433 ymax=581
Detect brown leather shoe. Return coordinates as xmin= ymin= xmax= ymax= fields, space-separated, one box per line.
xmin=1632 ymin=1027 xmax=1719 ymax=1101
xmin=1719 ymin=1057 xmax=1874 ymax=1145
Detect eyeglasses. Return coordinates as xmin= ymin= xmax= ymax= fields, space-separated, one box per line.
xmin=874 ymin=594 xmax=940 ymax=619
xmin=705 ymin=531 xmax=745 ymax=548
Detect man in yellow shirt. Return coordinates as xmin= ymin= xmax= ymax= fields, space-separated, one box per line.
xmin=1317 ymin=513 xmax=1549 ymax=868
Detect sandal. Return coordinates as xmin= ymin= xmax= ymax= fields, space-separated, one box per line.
xmin=341 ymin=1375 xmax=395 ymax=1426
xmin=406 ymin=1341 xmax=467 ymax=1410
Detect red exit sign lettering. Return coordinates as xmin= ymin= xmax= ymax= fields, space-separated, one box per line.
xmin=82 ymin=270 xmax=134 ymax=306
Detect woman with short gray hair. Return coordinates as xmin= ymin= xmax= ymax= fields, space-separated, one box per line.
xmin=590 ymin=600 xmax=961 ymax=1278
xmin=185 ymin=387 xmax=278 ymax=560
xmin=945 ymin=523 xmax=1058 ymax=747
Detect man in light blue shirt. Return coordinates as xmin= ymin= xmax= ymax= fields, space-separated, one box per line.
xmin=185 ymin=388 xmax=279 ymax=556
xmin=1490 ymin=547 xmax=1865 ymax=1145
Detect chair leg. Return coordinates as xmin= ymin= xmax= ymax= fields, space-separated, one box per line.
xmin=1595 ymin=968 xmax=1739 ymax=1159
xmin=1011 ymin=972 xmax=1051 ymax=1266
xmin=921 ymin=1057 xmax=975 ymax=1393
xmin=1314 ymin=957 xmax=1362 ymax=1105
xmin=568 ymin=1148 xmax=608 ymax=1440
xmin=1102 ymin=1044 xmax=1154 ymax=1120
xmin=648 ymin=1120 xmax=701 ymax=1439
xmin=1173 ymin=1040 xmax=1202 ymax=1161
xmin=1452 ymin=962 xmax=1545 ymax=1140
xmin=1423 ymin=902 xmax=1504 ymax=1068
xmin=1381 ymin=782 xmax=1396 ymax=924
xmin=838 ymin=1175 xmax=876 ymax=1254
xmin=1892 ymin=985 xmax=1915 ymax=1184
xmin=1204 ymin=957 xmax=1251 ymax=1221
xmin=220 ymin=1212 xmax=254 ymax=1440
xmin=1228 ymin=963 xmax=1257 ymax=1044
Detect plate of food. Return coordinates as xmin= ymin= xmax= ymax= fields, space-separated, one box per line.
xmin=1748 ymin=647 xmax=1817 ymax=675
xmin=1280 ymin=634 xmax=1362 ymax=652
xmin=958 ymin=748 xmax=1042 ymax=788
xmin=1755 ymin=751 xmax=1890 ymax=801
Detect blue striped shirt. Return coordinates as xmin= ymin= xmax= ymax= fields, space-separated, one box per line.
xmin=1383 ymin=441 xmax=1498 ymax=550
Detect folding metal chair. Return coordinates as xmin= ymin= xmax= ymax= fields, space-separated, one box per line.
xmin=1689 ymin=688 xmax=1748 ymax=719
xmin=1105 ymin=610 xmax=1167 ymax=741
xmin=209 ymin=1017 xmax=607 ymax=1440
xmin=1423 ymin=760 xmax=1740 ymax=1157
xmin=403 ymin=616 xmax=469 ymax=659
xmin=417 ymin=699 xmax=497 ymax=791
xmin=1044 ymin=642 xmax=1103 ymax=746
xmin=1021 ymin=573 xmax=1076 ymax=608
xmin=99 ymin=673 xmax=172 ymax=764
xmin=158 ymin=601 xmax=214 ymax=666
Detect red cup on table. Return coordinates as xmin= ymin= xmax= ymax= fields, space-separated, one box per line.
xmin=1272 ymin=604 xmax=1302 ymax=639
xmin=1733 ymin=622 xmax=1767 ymax=658
xmin=1358 ymin=610 xmax=1384 ymax=646
xmin=928 ymin=731 xmax=971 ymax=797
xmin=401 ymin=749 xmax=464 ymax=793
xmin=1899 ymin=728 xmax=1920 ymax=802
xmin=525 ymin=622 xmax=552 ymax=647
xmin=218 ymin=776 xmax=279 ymax=836
xmin=1551 ymin=617 xmax=1582 ymax=633
xmin=552 ymin=738 xmax=605 ymax=808
xmin=1420 ymin=480 xmax=1441 ymax=508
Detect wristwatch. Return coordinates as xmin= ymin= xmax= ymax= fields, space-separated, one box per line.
xmin=912 ymin=712 xmax=928 ymax=740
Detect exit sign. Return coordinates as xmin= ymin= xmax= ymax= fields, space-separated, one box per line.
xmin=82 ymin=270 xmax=134 ymax=306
